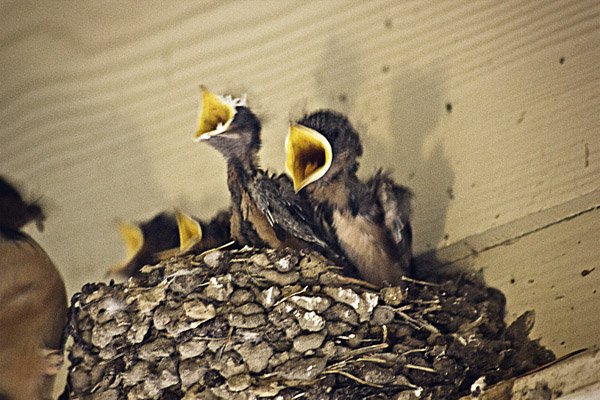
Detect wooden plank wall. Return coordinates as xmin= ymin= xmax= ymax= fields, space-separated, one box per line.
xmin=1 ymin=0 xmax=599 ymax=355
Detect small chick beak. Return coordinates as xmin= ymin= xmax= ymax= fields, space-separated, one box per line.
xmin=194 ymin=85 xmax=237 ymax=142
xmin=285 ymin=124 xmax=333 ymax=192
xmin=175 ymin=208 xmax=203 ymax=252
xmin=109 ymin=220 xmax=144 ymax=276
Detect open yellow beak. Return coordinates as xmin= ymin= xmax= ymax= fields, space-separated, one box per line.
xmin=194 ymin=86 xmax=240 ymax=142
xmin=285 ymin=124 xmax=333 ymax=192
xmin=109 ymin=220 xmax=144 ymax=276
xmin=117 ymin=220 xmax=144 ymax=260
xmin=175 ymin=208 xmax=203 ymax=252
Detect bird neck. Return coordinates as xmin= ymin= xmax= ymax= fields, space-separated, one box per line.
xmin=225 ymin=155 xmax=259 ymax=202
xmin=226 ymin=152 xmax=258 ymax=177
xmin=308 ymin=174 xmax=357 ymax=210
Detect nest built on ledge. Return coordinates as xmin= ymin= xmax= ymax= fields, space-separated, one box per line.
xmin=65 ymin=247 xmax=554 ymax=400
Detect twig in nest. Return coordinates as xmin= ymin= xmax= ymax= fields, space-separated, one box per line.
xmin=273 ymin=286 xmax=309 ymax=307
xmin=258 ymin=372 xmax=279 ymax=379
xmin=396 ymin=312 xmax=422 ymax=330
xmin=420 ymin=304 xmax=443 ymax=314
xmin=322 ymin=370 xmax=384 ymax=388
xmin=197 ymin=334 xmax=229 ymax=341
xmin=356 ymin=357 xmax=389 ymax=365
xmin=382 ymin=324 xmax=388 ymax=343
xmin=90 ymin=381 xmax=102 ymax=394
xmin=337 ymin=336 xmax=378 ymax=343
xmin=327 ymin=360 xmax=348 ymax=371
xmin=405 ymin=364 xmax=436 ymax=373
xmin=412 ymin=299 xmax=441 ymax=305
xmin=458 ymin=315 xmax=485 ymax=332
xmin=333 ymin=275 xmax=379 ymax=290
xmin=333 ymin=343 xmax=389 ymax=362
xmin=398 ymin=311 xmax=440 ymax=335
xmin=330 ymin=356 xmax=389 ymax=371
xmin=401 ymin=276 xmax=441 ymax=286
xmin=201 ymin=240 xmax=236 ymax=256
xmin=401 ymin=348 xmax=428 ymax=356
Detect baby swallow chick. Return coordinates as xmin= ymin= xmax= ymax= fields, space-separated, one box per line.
xmin=110 ymin=209 xmax=231 ymax=278
xmin=285 ymin=110 xmax=413 ymax=287
xmin=110 ymin=212 xmax=179 ymax=278
xmin=0 ymin=177 xmax=67 ymax=400
xmin=194 ymin=87 xmax=345 ymax=264
xmin=155 ymin=208 xmax=234 ymax=259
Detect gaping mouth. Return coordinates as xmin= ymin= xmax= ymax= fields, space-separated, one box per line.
xmin=194 ymin=85 xmax=246 ymax=141
xmin=285 ymin=124 xmax=333 ymax=192
xmin=175 ymin=208 xmax=203 ymax=252
xmin=110 ymin=220 xmax=144 ymax=276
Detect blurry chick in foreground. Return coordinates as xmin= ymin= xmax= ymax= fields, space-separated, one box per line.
xmin=110 ymin=209 xmax=231 ymax=278
xmin=194 ymin=87 xmax=349 ymax=268
xmin=285 ymin=111 xmax=413 ymax=287
xmin=0 ymin=177 xmax=67 ymax=400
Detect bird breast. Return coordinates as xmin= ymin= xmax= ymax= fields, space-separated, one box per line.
xmin=332 ymin=210 xmax=403 ymax=287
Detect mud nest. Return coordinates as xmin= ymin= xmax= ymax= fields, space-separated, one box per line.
xmin=64 ymin=247 xmax=554 ymax=400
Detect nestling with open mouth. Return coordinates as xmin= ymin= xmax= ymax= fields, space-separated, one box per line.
xmin=109 ymin=208 xmax=231 ymax=278
xmin=285 ymin=110 xmax=413 ymax=287
xmin=194 ymin=87 xmax=349 ymax=267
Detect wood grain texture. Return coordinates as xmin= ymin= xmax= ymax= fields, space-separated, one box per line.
xmin=1 ymin=0 xmax=599 ymax=301
xmin=416 ymin=189 xmax=600 ymax=270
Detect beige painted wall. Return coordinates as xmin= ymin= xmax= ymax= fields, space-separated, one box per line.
xmin=1 ymin=0 xmax=599 ymax=323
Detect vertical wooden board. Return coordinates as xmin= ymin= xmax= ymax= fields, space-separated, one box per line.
xmin=0 ymin=0 xmax=599 ymax=295
xmin=449 ymin=207 xmax=600 ymax=357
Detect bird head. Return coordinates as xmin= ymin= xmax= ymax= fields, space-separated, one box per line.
xmin=194 ymin=86 xmax=261 ymax=161
xmin=285 ymin=110 xmax=363 ymax=192
xmin=0 ymin=176 xmax=46 ymax=231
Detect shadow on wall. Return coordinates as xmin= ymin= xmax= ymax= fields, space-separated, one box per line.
xmin=313 ymin=38 xmax=455 ymax=257
xmin=52 ymin=110 xmax=169 ymax=292
xmin=314 ymin=37 xmax=360 ymax=115
xmin=386 ymin=66 xmax=455 ymax=254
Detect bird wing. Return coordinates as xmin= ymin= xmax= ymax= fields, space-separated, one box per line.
xmin=366 ymin=170 xmax=413 ymax=260
xmin=249 ymin=172 xmax=328 ymax=249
